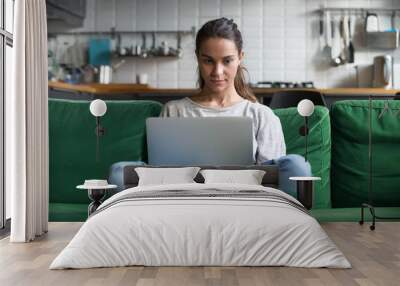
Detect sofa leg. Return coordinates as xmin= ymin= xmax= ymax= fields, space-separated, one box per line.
xmin=359 ymin=203 xmax=375 ymax=230
xmin=369 ymin=205 xmax=376 ymax=231
xmin=359 ymin=205 xmax=364 ymax=225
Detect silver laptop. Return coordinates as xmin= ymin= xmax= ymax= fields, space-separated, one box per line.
xmin=146 ymin=117 xmax=254 ymax=166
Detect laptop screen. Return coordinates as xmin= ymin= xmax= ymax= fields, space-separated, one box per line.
xmin=146 ymin=117 xmax=254 ymax=166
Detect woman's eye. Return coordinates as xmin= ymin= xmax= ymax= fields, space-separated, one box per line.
xmin=224 ymin=59 xmax=232 ymax=64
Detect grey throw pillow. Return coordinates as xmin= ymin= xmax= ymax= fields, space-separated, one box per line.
xmin=135 ymin=167 xmax=201 ymax=186
xmin=200 ymin=169 xmax=266 ymax=185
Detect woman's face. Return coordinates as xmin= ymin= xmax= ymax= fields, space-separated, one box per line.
xmin=197 ymin=37 xmax=243 ymax=93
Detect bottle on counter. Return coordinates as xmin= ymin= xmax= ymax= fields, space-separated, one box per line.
xmin=99 ymin=65 xmax=113 ymax=84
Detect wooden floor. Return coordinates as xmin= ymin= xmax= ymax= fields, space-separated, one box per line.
xmin=0 ymin=222 xmax=399 ymax=286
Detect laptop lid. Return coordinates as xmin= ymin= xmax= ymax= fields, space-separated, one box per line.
xmin=146 ymin=117 xmax=254 ymax=166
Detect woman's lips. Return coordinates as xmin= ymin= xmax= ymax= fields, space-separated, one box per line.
xmin=210 ymin=79 xmax=226 ymax=85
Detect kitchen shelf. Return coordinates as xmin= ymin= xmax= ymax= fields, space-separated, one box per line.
xmin=48 ymin=26 xmax=196 ymax=38
xmin=319 ymin=7 xmax=400 ymax=15
xmin=113 ymin=53 xmax=181 ymax=59
xmin=48 ymin=27 xmax=196 ymax=60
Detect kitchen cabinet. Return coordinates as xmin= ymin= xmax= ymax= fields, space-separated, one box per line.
xmin=46 ymin=0 xmax=86 ymax=27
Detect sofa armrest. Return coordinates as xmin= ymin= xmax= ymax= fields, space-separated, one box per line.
xmin=108 ymin=161 xmax=146 ymax=192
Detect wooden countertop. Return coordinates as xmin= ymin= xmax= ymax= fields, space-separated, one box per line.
xmin=252 ymin=88 xmax=400 ymax=96
xmin=48 ymin=81 xmax=400 ymax=96
xmin=48 ymin=82 xmax=152 ymax=94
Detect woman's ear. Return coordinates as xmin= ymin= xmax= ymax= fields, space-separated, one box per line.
xmin=238 ymin=51 xmax=244 ymax=63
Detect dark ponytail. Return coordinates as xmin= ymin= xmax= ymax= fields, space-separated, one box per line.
xmin=195 ymin=18 xmax=257 ymax=103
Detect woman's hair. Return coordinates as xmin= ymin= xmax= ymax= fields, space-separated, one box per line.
xmin=195 ymin=17 xmax=257 ymax=103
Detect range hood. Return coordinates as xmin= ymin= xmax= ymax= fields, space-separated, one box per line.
xmin=46 ymin=0 xmax=86 ymax=27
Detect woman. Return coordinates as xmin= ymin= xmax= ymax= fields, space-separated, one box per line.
xmin=160 ymin=18 xmax=311 ymax=196
xmin=161 ymin=18 xmax=285 ymax=164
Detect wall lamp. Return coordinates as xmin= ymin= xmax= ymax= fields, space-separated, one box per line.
xmin=89 ymin=99 xmax=107 ymax=161
xmin=297 ymin=99 xmax=315 ymax=162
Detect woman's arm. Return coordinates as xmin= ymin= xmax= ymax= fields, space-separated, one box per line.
xmin=256 ymin=110 xmax=286 ymax=164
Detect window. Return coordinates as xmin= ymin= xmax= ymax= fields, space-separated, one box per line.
xmin=1 ymin=0 xmax=14 ymax=230
xmin=5 ymin=0 xmax=13 ymax=34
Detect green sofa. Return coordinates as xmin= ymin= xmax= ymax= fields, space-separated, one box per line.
xmin=49 ymin=98 xmax=400 ymax=222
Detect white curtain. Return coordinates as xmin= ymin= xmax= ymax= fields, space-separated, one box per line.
xmin=7 ymin=0 xmax=49 ymax=242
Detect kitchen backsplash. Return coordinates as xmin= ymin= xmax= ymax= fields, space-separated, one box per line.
xmin=48 ymin=0 xmax=400 ymax=88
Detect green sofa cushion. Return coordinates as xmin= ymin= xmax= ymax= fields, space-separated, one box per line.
xmin=49 ymin=203 xmax=88 ymax=222
xmin=274 ymin=106 xmax=331 ymax=209
xmin=49 ymin=99 xmax=162 ymax=205
xmin=331 ymin=100 xmax=400 ymax=207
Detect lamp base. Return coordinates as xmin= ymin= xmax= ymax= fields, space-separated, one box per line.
xmin=87 ymin=189 xmax=107 ymax=216
xmin=296 ymin=180 xmax=314 ymax=210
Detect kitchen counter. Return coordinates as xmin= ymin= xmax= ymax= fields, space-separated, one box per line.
xmin=310 ymin=88 xmax=400 ymax=96
xmin=49 ymin=82 xmax=400 ymax=96
xmin=48 ymin=82 xmax=152 ymax=94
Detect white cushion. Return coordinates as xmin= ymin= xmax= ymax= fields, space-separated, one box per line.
xmin=135 ymin=167 xmax=201 ymax=186
xmin=200 ymin=169 xmax=266 ymax=185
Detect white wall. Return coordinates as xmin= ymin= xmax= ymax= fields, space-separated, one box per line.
xmin=50 ymin=0 xmax=400 ymax=88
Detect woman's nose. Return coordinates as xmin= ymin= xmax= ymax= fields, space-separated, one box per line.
xmin=211 ymin=63 xmax=224 ymax=76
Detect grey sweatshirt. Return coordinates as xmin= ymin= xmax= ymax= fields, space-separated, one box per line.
xmin=160 ymin=97 xmax=286 ymax=164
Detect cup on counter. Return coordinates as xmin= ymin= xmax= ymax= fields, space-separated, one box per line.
xmin=355 ymin=64 xmax=373 ymax=88
xmin=137 ymin=73 xmax=148 ymax=85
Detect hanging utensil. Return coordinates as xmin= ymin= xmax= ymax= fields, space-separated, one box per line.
xmin=319 ymin=12 xmax=324 ymax=50
xmin=340 ymin=16 xmax=348 ymax=64
xmin=322 ymin=11 xmax=332 ymax=60
xmin=141 ymin=33 xmax=148 ymax=58
xmin=348 ymin=15 xmax=355 ymax=63
xmin=342 ymin=15 xmax=350 ymax=62
xmin=151 ymin=32 xmax=157 ymax=55
xmin=391 ymin=11 xmax=396 ymax=31
xmin=330 ymin=16 xmax=339 ymax=65
xmin=331 ymin=16 xmax=346 ymax=66
xmin=365 ymin=12 xmax=379 ymax=32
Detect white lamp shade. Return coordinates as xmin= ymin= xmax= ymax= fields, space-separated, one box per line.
xmin=90 ymin=99 xmax=107 ymax=117
xmin=297 ymin=99 xmax=315 ymax=117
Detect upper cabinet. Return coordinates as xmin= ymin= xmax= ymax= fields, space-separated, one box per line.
xmin=46 ymin=0 xmax=86 ymax=27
